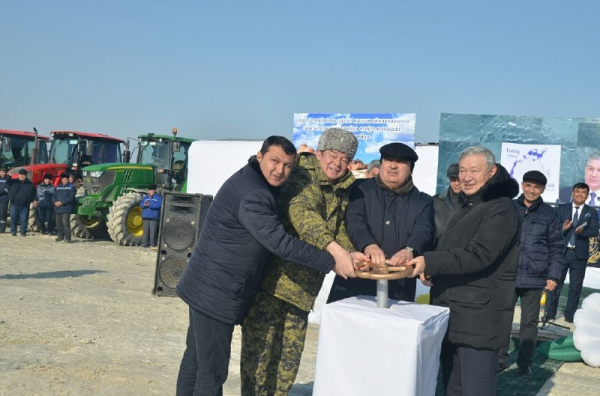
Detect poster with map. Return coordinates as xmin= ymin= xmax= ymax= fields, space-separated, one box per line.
xmin=500 ymin=143 xmax=561 ymax=202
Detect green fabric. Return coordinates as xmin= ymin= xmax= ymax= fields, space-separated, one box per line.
xmin=536 ymin=335 xmax=582 ymax=362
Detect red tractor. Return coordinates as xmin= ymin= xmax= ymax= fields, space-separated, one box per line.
xmin=6 ymin=130 xmax=126 ymax=233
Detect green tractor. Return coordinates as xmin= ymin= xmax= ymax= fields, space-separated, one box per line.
xmin=74 ymin=129 xmax=195 ymax=245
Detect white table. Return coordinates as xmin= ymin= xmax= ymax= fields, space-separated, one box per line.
xmin=313 ymin=296 xmax=449 ymax=396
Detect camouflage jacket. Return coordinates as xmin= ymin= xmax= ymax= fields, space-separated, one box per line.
xmin=259 ymin=153 xmax=356 ymax=312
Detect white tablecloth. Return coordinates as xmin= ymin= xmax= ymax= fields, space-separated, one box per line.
xmin=313 ymin=296 xmax=449 ymax=396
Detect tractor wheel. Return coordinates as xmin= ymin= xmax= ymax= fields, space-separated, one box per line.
xmin=107 ymin=192 xmax=144 ymax=246
xmin=28 ymin=203 xmax=40 ymax=233
xmin=70 ymin=214 xmax=109 ymax=239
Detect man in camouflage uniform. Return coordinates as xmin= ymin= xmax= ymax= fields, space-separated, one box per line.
xmin=240 ymin=128 xmax=366 ymax=396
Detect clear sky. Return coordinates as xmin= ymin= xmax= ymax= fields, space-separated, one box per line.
xmin=2 ymin=0 xmax=599 ymax=144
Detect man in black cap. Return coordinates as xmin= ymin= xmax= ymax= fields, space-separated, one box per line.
xmin=53 ymin=173 xmax=77 ymax=242
xmin=497 ymin=170 xmax=565 ymax=376
xmin=140 ymin=184 xmax=163 ymax=249
xmin=327 ymin=142 xmax=435 ymax=303
xmin=8 ymin=168 xmax=37 ymax=236
xmin=433 ymin=163 xmax=460 ymax=248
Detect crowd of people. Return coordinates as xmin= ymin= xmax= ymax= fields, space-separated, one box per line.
xmin=0 ymin=168 xmax=161 ymax=247
xmin=174 ymin=130 xmax=599 ymax=396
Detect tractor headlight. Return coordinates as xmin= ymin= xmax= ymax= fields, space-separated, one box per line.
xmin=90 ymin=171 xmax=104 ymax=178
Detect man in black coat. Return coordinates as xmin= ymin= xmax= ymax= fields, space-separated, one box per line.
xmin=8 ymin=168 xmax=37 ymax=236
xmin=175 ymin=136 xmax=356 ymax=396
xmin=498 ymin=171 xmax=564 ymax=377
xmin=327 ymin=142 xmax=435 ymax=303
xmin=546 ymin=182 xmax=599 ymax=323
xmin=409 ymin=146 xmax=520 ymax=396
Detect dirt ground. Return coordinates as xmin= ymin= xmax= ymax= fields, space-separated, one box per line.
xmin=0 ymin=232 xmax=317 ymax=396
xmin=2 ymin=232 xmax=599 ymax=396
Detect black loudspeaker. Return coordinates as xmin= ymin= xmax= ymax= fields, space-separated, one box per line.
xmin=153 ymin=192 xmax=213 ymax=296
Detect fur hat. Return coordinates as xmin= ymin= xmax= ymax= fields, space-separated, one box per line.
xmin=317 ymin=128 xmax=358 ymax=160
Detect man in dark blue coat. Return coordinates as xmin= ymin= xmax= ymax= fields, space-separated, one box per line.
xmin=8 ymin=168 xmax=37 ymax=236
xmin=175 ymin=136 xmax=356 ymax=396
xmin=328 ymin=142 xmax=435 ymax=303
xmin=139 ymin=184 xmax=162 ymax=249
xmin=547 ymin=182 xmax=599 ymax=323
xmin=0 ymin=166 xmax=11 ymax=233
xmin=498 ymin=171 xmax=564 ymax=377
xmin=53 ymin=173 xmax=76 ymax=243
xmin=409 ymin=146 xmax=521 ymax=396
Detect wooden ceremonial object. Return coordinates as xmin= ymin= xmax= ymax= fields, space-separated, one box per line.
xmin=354 ymin=260 xmax=413 ymax=308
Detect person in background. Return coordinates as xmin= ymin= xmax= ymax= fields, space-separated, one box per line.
xmin=365 ymin=159 xmax=381 ymax=178
xmin=433 ymin=162 xmax=460 ymax=247
xmin=53 ymin=173 xmax=76 ymax=243
xmin=547 ymin=183 xmax=599 ymax=323
xmin=140 ymin=184 xmax=163 ymax=249
xmin=8 ymin=168 xmax=37 ymax=236
xmin=498 ymin=170 xmax=564 ymax=376
xmin=0 ymin=166 xmax=11 ymax=233
xmin=37 ymin=174 xmax=56 ymax=235
xmin=327 ymin=142 xmax=435 ymax=304
xmin=241 ymin=128 xmax=367 ymax=396
xmin=408 ymin=146 xmax=521 ymax=396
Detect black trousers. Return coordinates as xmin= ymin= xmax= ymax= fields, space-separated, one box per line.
xmin=55 ymin=212 xmax=71 ymax=241
xmin=441 ymin=343 xmax=499 ymax=396
xmin=499 ymin=287 xmax=542 ymax=368
xmin=176 ymin=307 xmax=234 ymax=396
xmin=547 ymin=250 xmax=586 ymax=321
xmin=38 ymin=206 xmax=55 ymax=233
xmin=0 ymin=201 xmax=7 ymax=232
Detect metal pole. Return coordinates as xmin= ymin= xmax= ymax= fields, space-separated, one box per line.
xmin=376 ymin=279 xmax=389 ymax=308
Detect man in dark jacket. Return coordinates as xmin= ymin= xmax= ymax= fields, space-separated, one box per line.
xmin=433 ymin=162 xmax=460 ymax=247
xmin=327 ymin=142 xmax=435 ymax=303
xmin=53 ymin=173 xmax=77 ymax=243
xmin=139 ymin=184 xmax=162 ymax=249
xmin=409 ymin=146 xmax=520 ymax=396
xmin=37 ymin=174 xmax=56 ymax=235
xmin=0 ymin=166 xmax=10 ymax=233
xmin=8 ymin=168 xmax=37 ymax=236
xmin=547 ymin=182 xmax=599 ymax=323
xmin=175 ymin=136 xmax=356 ymax=396
xmin=498 ymin=170 xmax=564 ymax=376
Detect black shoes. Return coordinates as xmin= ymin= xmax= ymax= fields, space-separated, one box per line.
xmin=518 ymin=365 xmax=533 ymax=377
xmin=564 ymin=317 xmax=574 ymax=323
xmin=55 ymin=238 xmax=64 ymax=242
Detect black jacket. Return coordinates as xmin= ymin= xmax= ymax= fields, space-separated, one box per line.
xmin=514 ymin=195 xmax=564 ymax=289
xmin=8 ymin=178 xmax=37 ymax=207
xmin=0 ymin=175 xmax=10 ymax=203
xmin=177 ymin=159 xmax=335 ymax=325
xmin=557 ymin=202 xmax=599 ymax=260
xmin=424 ymin=164 xmax=521 ymax=350
xmin=52 ymin=183 xmax=77 ymax=214
xmin=328 ymin=177 xmax=434 ymax=302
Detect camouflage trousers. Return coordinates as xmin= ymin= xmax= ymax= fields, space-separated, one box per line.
xmin=240 ymin=289 xmax=309 ymax=396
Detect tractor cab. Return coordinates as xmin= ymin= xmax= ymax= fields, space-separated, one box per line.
xmin=49 ymin=131 xmax=125 ymax=174
xmin=0 ymin=129 xmax=50 ymax=170
xmin=136 ymin=130 xmax=192 ymax=192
